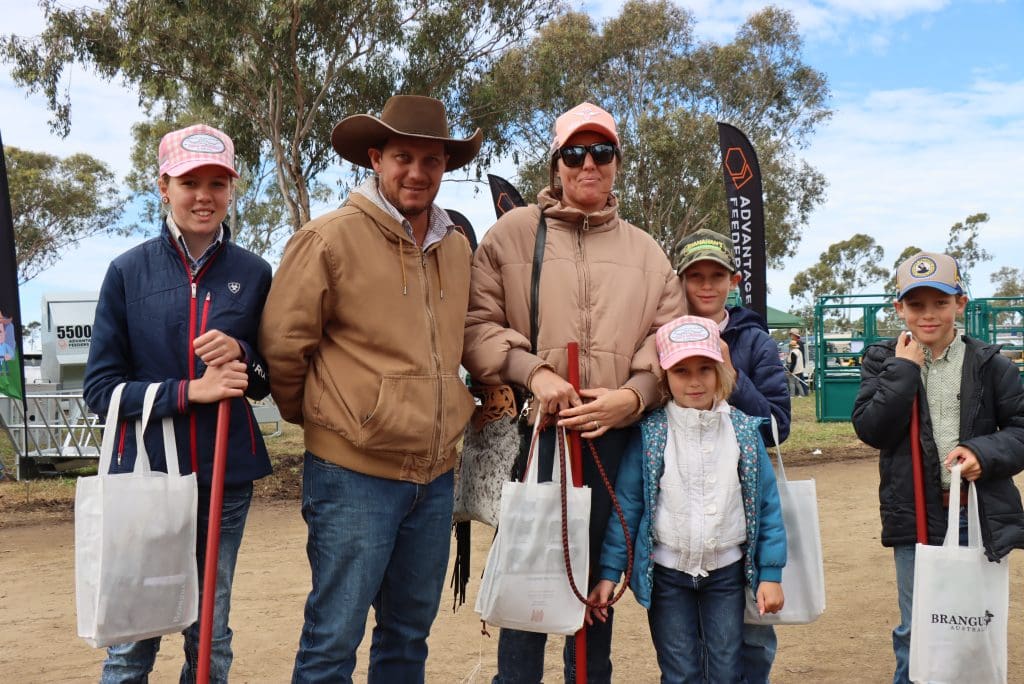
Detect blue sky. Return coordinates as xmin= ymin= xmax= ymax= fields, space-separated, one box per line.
xmin=2 ymin=0 xmax=1022 ymax=324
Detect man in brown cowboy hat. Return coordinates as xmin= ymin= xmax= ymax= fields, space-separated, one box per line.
xmin=259 ymin=94 xmax=482 ymax=683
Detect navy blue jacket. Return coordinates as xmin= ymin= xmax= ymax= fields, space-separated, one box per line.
xmin=853 ymin=336 xmax=1024 ymax=560
xmin=722 ymin=306 xmax=791 ymax=445
xmin=84 ymin=226 xmax=273 ymax=487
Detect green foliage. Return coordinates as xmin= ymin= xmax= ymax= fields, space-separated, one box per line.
xmin=5 ymin=146 xmax=124 ymax=283
xmin=991 ymin=266 xmax=1024 ymax=297
xmin=788 ymin=233 xmax=888 ymax=321
xmin=945 ymin=212 xmax=991 ymax=286
xmin=3 ymin=0 xmax=558 ymax=238
xmin=466 ymin=1 xmax=831 ymax=265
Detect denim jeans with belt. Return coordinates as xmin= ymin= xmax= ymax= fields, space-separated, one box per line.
xmin=291 ymin=452 xmax=454 ymax=684
xmin=100 ymin=482 xmax=253 ymax=684
xmin=492 ymin=427 xmax=629 ymax=684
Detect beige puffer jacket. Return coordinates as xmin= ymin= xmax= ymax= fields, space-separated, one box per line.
xmin=463 ymin=187 xmax=684 ymax=410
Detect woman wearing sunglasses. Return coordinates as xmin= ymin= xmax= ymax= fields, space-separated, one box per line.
xmin=464 ymin=102 xmax=685 ymax=682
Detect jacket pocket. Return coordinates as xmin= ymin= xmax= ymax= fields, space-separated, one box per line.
xmin=440 ymin=374 xmax=476 ymax=452
xmin=359 ymin=374 xmax=440 ymax=452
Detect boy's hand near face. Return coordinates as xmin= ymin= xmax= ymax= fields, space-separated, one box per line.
xmin=894 ymin=330 xmax=925 ymax=366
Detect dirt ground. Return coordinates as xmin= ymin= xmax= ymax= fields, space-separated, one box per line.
xmin=3 ymin=451 xmax=1024 ymax=683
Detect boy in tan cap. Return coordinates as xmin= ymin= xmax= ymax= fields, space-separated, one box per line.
xmin=852 ymin=250 xmax=1024 ymax=683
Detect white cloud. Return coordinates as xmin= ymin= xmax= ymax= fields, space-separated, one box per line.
xmin=776 ymin=75 xmax=1024 ymax=305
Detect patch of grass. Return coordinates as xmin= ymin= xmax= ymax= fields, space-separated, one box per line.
xmin=784 ymin=394 xmax=870 ymax=458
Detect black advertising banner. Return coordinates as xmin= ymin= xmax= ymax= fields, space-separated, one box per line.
xmin=487 ymin=174 xmax=526 ymax=218
xmin=0 ymin=132 xmax=25 ymax=401
xmin=717 ymin=122 xmax=767 ymax=321
xmin=445 ymin=209 xmax=478 ymax=252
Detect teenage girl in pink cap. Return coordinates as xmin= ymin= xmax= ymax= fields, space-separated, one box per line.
xmin=587 ymin=315 xmax=787 ymax=683
xmin=84 ymin=123 xmax=274 ymax=683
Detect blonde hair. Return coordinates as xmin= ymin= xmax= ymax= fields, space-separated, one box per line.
xmin=659 ymin=357 xmax=737 ymax=406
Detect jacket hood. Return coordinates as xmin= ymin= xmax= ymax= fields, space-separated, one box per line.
xmin=537 ymin=186 xmax=619 ymax=232
xmin=725 ymin=305 xmax=769 ymax=334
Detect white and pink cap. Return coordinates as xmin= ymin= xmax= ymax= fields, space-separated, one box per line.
xmin=551 ymin=102 xmax=620 ymax=152
xmin=158 ymin=124 xmax=239 ymax=178
xmin=656 ymin=315 xmax=723 ymax=369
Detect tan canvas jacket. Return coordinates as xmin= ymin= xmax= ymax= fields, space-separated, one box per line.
xmin=259 ymin=192 xmax=475 ymax=484
xmin=463 ymin=187 xmax=684 ymax=410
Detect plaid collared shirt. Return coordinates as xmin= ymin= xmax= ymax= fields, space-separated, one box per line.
xmin=352 ymin=178 xmax=453 ymax=251
xmin=166 ymin=215 xmax=223 ymax=276
xmin=921 ymin=333 xmax=965 ymax=488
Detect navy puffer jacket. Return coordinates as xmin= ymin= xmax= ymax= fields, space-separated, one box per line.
xmin=84 ymin=225 xmax=273 ymax=487
xmin=721 ymin=306 xmax=791 ymax=445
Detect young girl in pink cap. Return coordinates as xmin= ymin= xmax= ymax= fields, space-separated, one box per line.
xmin=84 ymin=123 xmax=273 ymax=683
xmin=587 ymin=314 xmax=787 ymax=683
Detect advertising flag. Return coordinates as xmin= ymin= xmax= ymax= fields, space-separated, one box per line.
xmin=487 ymin=174 xmax=526 ymax=218
xmin=717 ymin=122 xmax=767 ymax=321
xmin=0 ymin=132 xmax=25 ymax=401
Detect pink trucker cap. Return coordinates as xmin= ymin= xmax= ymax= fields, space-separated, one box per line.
xmin=158 ymin=124 xmax=239 ymax=178
xmin=656 ymin=315 xmax=724 ymax=369
xmin=551 ymin=102 xmax=619 ymax=152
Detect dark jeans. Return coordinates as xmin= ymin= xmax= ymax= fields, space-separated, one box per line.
xmin=649 ymin=561 xmax=746 ymax=684
xmin=493 ymin=426 xmax=632 ymax=684
xmin=101 ymin=482 xmax=253 ymax=684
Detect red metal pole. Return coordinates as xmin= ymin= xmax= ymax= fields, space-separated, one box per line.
xmin=197 ymin=399 xmax=231 ymax=684
xmin=566 ymin=342 xmax=587 ymax=683
xmin=910 ymin=397 xmax=928 ymax=544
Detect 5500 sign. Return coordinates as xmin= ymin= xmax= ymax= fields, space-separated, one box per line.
xmin=56 ymin=324 xmax=92 ymax=340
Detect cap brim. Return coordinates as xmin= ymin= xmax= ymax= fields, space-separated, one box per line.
xmin=677 ymin=252 xmax=737 ymax=275
xmin=897 ymin=282 xmax=962 ymax=300
xmin=659 ymin=347 xmax=724 ymax=370
xmin=552 ymin=122 xmax=620 ymax=151
xmin=331 ymin=115 xmax=482 ymax=171
xmin=160 ymin=160 xmax=240 ymax=179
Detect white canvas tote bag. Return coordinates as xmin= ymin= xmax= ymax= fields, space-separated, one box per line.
xmin=76 ymin=383 xmax=199 ymax=648
xmin=476 ymin=420 xmax=590 ymax=635
xmin=909 ymin=465 xmax=1008 ymax=684
xmin=745 ymin=416 xmax=826 ymax=625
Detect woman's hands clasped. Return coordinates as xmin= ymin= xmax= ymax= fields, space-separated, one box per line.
xmin=529 ymin=368 xmax=641 ymax=439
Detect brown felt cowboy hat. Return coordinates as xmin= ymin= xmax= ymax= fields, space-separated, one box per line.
xmin=331 ymin=95 xmax=483 ymax=171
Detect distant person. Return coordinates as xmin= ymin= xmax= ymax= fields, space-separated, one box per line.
xmin=84 ymin=123 xmax=274 ymax=682
xmin=463 ymin=101 xmax=684 ymax=682
xmin=787 ymin=339 xmax=807 ymax=397
xmin=674 ymin=228 xmax=790 ymax=683
xmin=852 ymin=251 xmax=1024 ymax=684
xmin=588 ymin=315 xmax=786 ymax=682
xmin=259 ymin=95 xmax=480 ymax=682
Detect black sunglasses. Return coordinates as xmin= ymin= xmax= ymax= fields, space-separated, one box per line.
xmin=556 ymin=142 xmax=619 ymax=167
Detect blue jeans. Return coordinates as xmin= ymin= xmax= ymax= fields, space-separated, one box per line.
xmin=648 ymin=561 xmax=745 ymax=684
xmin=292 ymin=453 xmax=454 ymax=684
xmin=493 ymin=427 xmax=628 ymax=684
xmin=891 ymin=507 xmax=968 ymax=684
xmin=740 ymin=623 xmax=777 ymax=683
xmin=100 ymin=482 xmax=253 ymax=684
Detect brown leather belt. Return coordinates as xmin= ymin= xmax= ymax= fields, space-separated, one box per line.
xmin=941 ymin=489 xmax=969 ymax=508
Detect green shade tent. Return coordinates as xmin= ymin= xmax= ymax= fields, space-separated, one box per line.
xmin=766 ymin=305 xmax=804 ymax=330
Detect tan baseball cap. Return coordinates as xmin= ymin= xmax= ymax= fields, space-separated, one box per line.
xmin=675 ymin=229 xmax=736 ymax=275
xmin=896 ymin=251 xmax=964 ymax=300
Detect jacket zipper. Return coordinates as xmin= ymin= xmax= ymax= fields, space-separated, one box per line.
xmin=170 ymin=235 xmax=223 ymax=474
xmin=422 ymin=248 xmax=443 ymax=464
xmin=116 ymin=421 xmax=128 ymax=467
xmin=576 ymin=226 xmax=592 ymax=388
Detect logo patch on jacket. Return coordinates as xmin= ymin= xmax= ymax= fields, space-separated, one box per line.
xmin=228 ymin=282 xmax=241 ymax=294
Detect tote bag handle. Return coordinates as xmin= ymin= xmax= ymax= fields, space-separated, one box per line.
xmin=944 ymin=465 xmax=982 ymax=549
xmin=133 ymin=383 xmax=181 ymax=477
xmin=97 ymin=383 xmax=127 ymax=475
xmin=769 ymin=414 xmax=788 ymax=484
